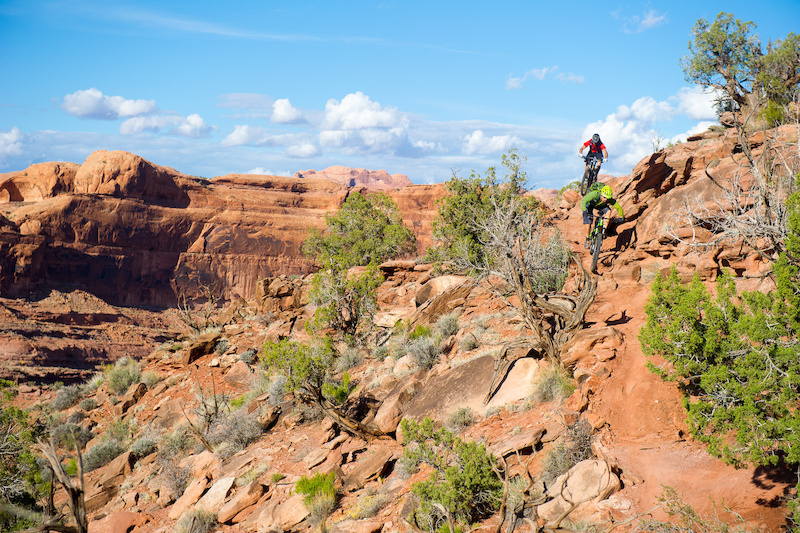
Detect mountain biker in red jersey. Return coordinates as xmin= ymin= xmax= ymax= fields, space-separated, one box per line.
xmin=579 ymin=133 xmax=608 ymax=171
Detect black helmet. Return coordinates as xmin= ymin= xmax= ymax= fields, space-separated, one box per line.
xmin=592 ymin=133 xmax=600 ymax=143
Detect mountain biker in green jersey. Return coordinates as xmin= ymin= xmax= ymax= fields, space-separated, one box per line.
xmin=581 ymin=183 xmax=624 ymax=248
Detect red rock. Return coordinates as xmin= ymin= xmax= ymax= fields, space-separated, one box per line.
xmin=294 ymin=165 xmax=411 ymax=189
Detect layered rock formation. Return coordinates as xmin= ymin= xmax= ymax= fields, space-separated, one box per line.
xmin=0 ymin=153 xmax=440 ymax=306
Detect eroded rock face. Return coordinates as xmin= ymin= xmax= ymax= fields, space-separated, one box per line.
xmin=0 ymin=151 xmax=441 ymax=306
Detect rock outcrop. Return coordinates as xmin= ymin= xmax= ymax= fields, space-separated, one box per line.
xmin=0 ymin=151 xmax=441 ymax=306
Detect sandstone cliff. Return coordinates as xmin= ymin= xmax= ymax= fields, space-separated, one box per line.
xmin=0 ymin=152 xmax=441 ymax=307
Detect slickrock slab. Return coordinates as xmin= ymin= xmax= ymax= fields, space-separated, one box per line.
xmin=217 ymin=481 xmax=267 ymax=523
xmin=168 ymin=475 xmax=209 ymax=520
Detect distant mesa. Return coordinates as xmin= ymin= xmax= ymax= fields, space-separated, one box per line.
xmin=293 ymin=165 xmax=412 ymax=189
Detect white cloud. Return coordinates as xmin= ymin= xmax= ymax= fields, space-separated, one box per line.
xmin=245 ymin=167 xmax=292 ymax=176
xmin=272 ymin=99 xmax=304 ymax=124
xmin=618 ymin=9 xmax=668 ymax=33
xmin=322 ymin=92 xmax=404 ymax=130
xmin=0 ymin=127 xmax=25 ymax=164
xmin=62 ymin=88 xmax=157 ymax=120
xmin=463 ymin=130 xmax=523 ymax=155
xmin=120 ymin=113 xmax=212 ymax=137
xmin=285 ymin=142 xmax=320 ymax=158
xmin=615 ymin=96 xmax=675 ymax=123
xmin=319 ymin=92 xmax=422 ymax=155
xmin=506 ymin=66 xmax=583 ymax=89
xmin=673 ymin=87 xmax=720 ymax=120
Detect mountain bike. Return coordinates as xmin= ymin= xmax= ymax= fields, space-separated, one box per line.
xmin=580 ymin=156 xmax=602 ymax=195
xmin=588 ymin=214 xmax=606 ymax=273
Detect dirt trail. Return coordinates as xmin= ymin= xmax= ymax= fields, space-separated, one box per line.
xmin=558 ymin=203 xmax=791 ymax=530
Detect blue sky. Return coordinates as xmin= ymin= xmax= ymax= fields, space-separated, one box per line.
xmin=1 ymin=0 xmax=799 ymax=189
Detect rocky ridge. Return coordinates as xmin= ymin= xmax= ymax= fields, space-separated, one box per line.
xmin=3 ymin=124 xmax=800 ymax=532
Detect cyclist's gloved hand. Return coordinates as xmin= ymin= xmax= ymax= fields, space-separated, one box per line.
xmin=614 ymin=217 xmax=624 ymax=225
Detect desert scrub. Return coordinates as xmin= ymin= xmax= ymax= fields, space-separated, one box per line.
xmin=271 ymin=472 xmax=286 ymax=483
xmin=175 ymin=509 xmax=217 ymax=533
xmin=445 ymin=407 xmax=476 ymax=434
xmin=335 ymin=348 xmax=363 ymax=373
xmin=142 ymin=370 xmax=161 ymax=388
xmin=239 ymin=348 xmax=257 ymax=364
xmin=541 ymin=420 xmax=594 ymax=485
xmin=205 ymin=410 xmax=263 ymax=458
xmin=80 ymin=372 xmax=105 ymax=395
xmin=406 ymin=336 xmax=441 ymax=370
xmin=51 ymin=384 xmax=82 ymax=411
xmin=434 ymin=311 xmax=460 ymax=338
xmin=296 ymin=471 xmax=337 ymax=524
xmin=78 ymin=398 xmax=97 ymax=411
xmin=106 ymin=357 xmax=141 ymax=396
xmin=349 ymin=490 xmax=391 ymax=519
xmin=458 ymin=333 xmax=480 ymax=352
xmin=531 ymin=364 xmax=575 ymax=404
xmin=83 ymin=439 xmax=126 ymax=472
xmin=50 ymin=422 xmax=93 ymax=451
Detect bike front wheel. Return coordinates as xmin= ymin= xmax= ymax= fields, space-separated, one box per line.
xmin=590 ymin=226 xmax=603 ymax=273
xmin=580 ymin=168 xmax=590 ymax=195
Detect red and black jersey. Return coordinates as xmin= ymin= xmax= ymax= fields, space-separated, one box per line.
xmin=583 ymin=139 xmax=606 ymax=153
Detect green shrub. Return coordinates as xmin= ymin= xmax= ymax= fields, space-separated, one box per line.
xmin=322 ymin=372 xmax=354 ymax=405
xmin=296 ymin=471 xmax=337 ymax=523
xmin=130 ymin=433 xmax=158 ymax=459
xmin=401 ymin=418 xmax=502 ymax=531
xmin=531 ymin=365 xmax=575 ymax=404
xmin=83 ymin=440 xmax=125 ymax=472
xmin=407 ymin=324 xmax=431 ymax=341
xmin=261 ymin=339 xmax=332 ymax=394
xmin=106 ymin=357 xmax=141 ymax=396
xmin=51 ymin=384 xmax=82 ymax=411
xmin=271 ymin=472 xmax=286 ymax=483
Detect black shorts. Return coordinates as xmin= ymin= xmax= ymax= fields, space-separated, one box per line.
xmin=583 ymin=206 xmax=609 ymax=224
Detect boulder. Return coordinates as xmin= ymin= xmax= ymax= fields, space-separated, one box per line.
xmin=373 ymin=372 xmax=425 ymax=433
xmin=224 ymin=360 xmax=254 ymax=389
xmin=87 ymin=510 xmax=150 ymax=533
xmin=217 ymin=481 xmax=267 ymax=523
xmin=118 ymin=382 xmax=148 ymax=414
xmin=538 ymin=460 xmax=621 ymax=523
xmin=184 ymin=330 xmax=221 ymax=365
xmin=343 ymin=446 xmax=396 ymax=492
xmin=195 ymin=476 xmax=236 ymax=512
xmin=329 ymin=519 xmax=384 ymax=533
xmin=168 ymin=475 xmax=209 ymax=520
xmin=560 ymin=327 xmax=624 ymax=370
